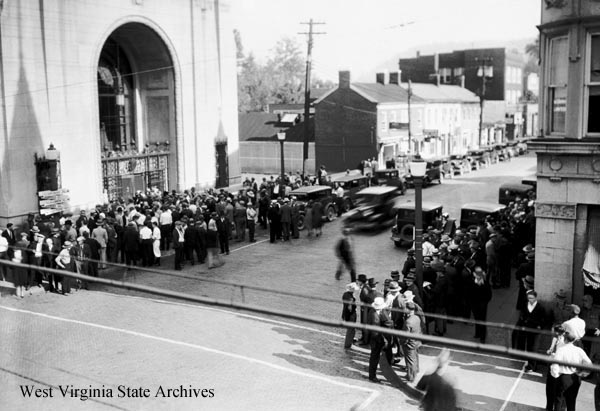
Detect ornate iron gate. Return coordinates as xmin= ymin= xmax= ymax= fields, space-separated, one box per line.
xmin=102 ymin=149 xmax=169 ymax=201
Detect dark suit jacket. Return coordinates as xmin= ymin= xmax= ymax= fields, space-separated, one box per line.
xmin=123 ymin=226 xmax=140 ymax=253
xmin=216 ymin=218 xmax=230 ymax=237
xmin=518 ymin=302 xmax=546 ymax=329
xmin=84 ymin=238 xmax=101 ymax=260
xmin=280 ymin=204 xmax=292 ymax=223
xmin=2 ymin=229 xmax=16 ymax=246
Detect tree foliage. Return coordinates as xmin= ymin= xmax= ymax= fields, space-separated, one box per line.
xmin=235 ymin=32 xmax=330 ymax=112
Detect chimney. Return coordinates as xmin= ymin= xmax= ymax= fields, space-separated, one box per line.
xmin=389 ymin=71 xmax=401 ymax=85
xmin=416 ymin=50 xmax=420 ymax=58
xmin=339 ymin=71 xmax=351 ymax=89
xmin=376 ymin=72 xmax=385 ymax=84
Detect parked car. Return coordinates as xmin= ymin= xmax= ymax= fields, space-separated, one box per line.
xmin=448 ymin=154 xmax=471 ymax=175
xmin=343 ymin=186 xmax=404 ymax=231
xmin=498 ymin=183 xmax=535 ymax=205
xmin=330 ymin=174 xmax=369 ymax=212
xmin=467 ymin=149 xmax=489 ymax=169
xmin=516 ymin=140 xmax=528 ymax=155
xmin=390 ymin=201 xmax=444 ymax=247
xmin=494 ymin=144 xmax=510 ymax=161
xmin=460 ymin=202 xmax=506 ymax=229
xmin=373 ymin=169 xmax=406 ymax=194
xmin=403 ymin=161 xmax=442 ymax=187
xmin=521 ymin=175 xmax=537 ymax=190
xmin=481 ymin=146 xmax=500 ymax=163
xmin=290 ymin=185 xmax=338 ymax=230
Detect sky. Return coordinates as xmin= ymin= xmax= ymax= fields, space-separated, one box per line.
xmin=230 ymin=0 xmax=542 ymax=82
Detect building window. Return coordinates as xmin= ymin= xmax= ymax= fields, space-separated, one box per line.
xmin=548 ymin=36 xmax=569 ymax=133
xmin=440 ymin=68 xmax=451 ymax=84
xmin=381 ymin=111 xmax=388 ymax=131
xmin=587 ymin=34 xmax=600 ymax=134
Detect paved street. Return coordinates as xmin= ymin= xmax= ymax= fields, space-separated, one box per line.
xmin=0 ymin=154 xmax=596 ymax=410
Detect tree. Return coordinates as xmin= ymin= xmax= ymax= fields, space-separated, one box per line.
xmin=525 ymin=37 xmax=539 ymax=61
xmin=267 ymin=37 xmax=305 ymax=104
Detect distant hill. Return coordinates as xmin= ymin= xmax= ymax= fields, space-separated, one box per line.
xmin=356 ymin=37 xmax=536 ymax=82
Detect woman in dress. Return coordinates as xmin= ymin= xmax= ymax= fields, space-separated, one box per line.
xmin=151 ymin=220 xmax=161 ymax=266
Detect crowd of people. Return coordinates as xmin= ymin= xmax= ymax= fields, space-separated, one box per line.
xmin=0 ymin=171 xmax=345 ymax=297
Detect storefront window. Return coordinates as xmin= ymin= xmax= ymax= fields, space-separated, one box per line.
xmin=548 ymin=36 xmax=568 ymax=133
xmin=587 ymin=35 xmax=600 ymax=133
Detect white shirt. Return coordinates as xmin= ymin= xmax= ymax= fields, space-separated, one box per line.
xmin=422 ymin=241 xmax=436 ymax=257
xmin=563 ymin=316 xmax=586 ymax=340
xmin=550 ymin=343 xmax=592 ymax=378
xmin=0 ymin=236 xmax=7 ymax=253
xmin=159 ymin=209 xmax=173 ymax=225
xmin=139 ymin=226 xmax=153 ymax=240
xmin=527 ymin=300 xmax=538 ymax=313
xmin=246 ymin=207 xmax=257 ymax=221
xmin=335 ymin=186 xmax=344 ymax=198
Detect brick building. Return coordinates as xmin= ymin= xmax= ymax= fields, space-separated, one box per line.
xmin=399 ymin=47 xmax=527 ymax=143
xmin=0 ymin=0 xmax=240 ymax=224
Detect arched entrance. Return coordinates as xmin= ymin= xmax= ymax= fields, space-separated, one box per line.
xmin=97 ymin=23 xmax=176 ymax=200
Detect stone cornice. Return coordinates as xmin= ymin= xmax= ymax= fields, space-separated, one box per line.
xmin=529 ymin=139 xmax=600 ymax=155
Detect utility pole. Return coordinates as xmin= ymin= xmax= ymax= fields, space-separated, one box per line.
xmin=407 ymin=79 xmax=414 ymax=156
xmin=476 ymin=57 xmax=493 ymax=147
xmin=299 ymin=19 xmax=325 ymax=179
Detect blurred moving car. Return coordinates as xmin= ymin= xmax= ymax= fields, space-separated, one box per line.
xmin=390 ymin=201 xmax=443 ymax=247
xmin=342 ymin=186 xmax=404 ymax=231
xmin=290 ymin=185 xmax=338 ymax=230
xmin=373 ymin=169 xmax=406 ymax=194
xmin=330 ymin=174 xmax=369 ymax=212
xmin=460 ymin=202 xmax=506 ymax=229
xmin=498 ymin=183 xmax=534 ymax=205
xmin=404 ymin=160 xmax=442 ymax=187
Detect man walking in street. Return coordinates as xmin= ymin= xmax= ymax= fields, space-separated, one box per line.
xmin=335 ymin=228 xmax=356 ymax=282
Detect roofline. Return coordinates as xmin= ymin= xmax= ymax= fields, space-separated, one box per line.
xmin=312 ymin=88 xmax=338 ymax=105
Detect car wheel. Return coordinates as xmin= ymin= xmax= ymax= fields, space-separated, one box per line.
xmin=297 ymin=215 xmax=305 ymax=231
xmin=326 ymin=206 xmax=336 ymax=222
xmin=400 ymin=224 xmax=414 ymax=243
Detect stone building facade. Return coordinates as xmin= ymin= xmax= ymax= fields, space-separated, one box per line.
xmin=531 ymin=0 xmax=600 ymax=303
xmin=0 ymin=0 xmax=240 ymax=224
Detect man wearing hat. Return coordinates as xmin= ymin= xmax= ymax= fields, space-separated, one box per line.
xmin=234 ymin=200 xmax=247 ymax=242
xmin=550 ymin=289 xmax=571 ymax=326
xmin=91 ymin=219 xmax=108 ymax=269
xmin=279 ymin=198 xmax=292 ymax=241
xmin=386 ymin=281 xmax=405 ymax=360
xmin=367 ymin=296 xmax=394 ymax=383
xmin=403 ymin=269 xmax=424 ymax=310
xmin=342 ymin=283 xmax=359 ymax=349
xmin=246 ymin=203 xmax=257 ymax=243
xmin=402 ymin=301 xmax=422 ymax=382
xmin=54 ymin=241 xmax=73 ymax=294
xmin=357 ymin=274 xmax=371 ymax=345
xmin=402 ymin=249 xmax=416 ymax=277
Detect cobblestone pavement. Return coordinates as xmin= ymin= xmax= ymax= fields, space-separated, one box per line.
xmin=1 ymin=155 xmax=595 ymax=410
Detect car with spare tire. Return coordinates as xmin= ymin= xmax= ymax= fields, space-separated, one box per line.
xmin=290 ymin=185 xmax=338 ymax=230
xmin=390 ymin=201 xmax=444 ymax=247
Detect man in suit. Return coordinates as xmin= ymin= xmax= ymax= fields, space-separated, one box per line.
xmin=184 ymin=219 xmax=198 ymax=265
xmin=91 ymin=221 xmax=108 ymax=269
xmin=73 ymin=236 xmax=91 ymax=289
xmin=82 ymin=231 xmax=100 ymax=278
xmin=367 ymin=297 xmax=394 ymax=383
xmin=517 ymin=290 xmax=546 ymax=372
xmin=216 ymin=215 xmax=230 ymax=255
xmin=172 ymin=221 xmax=186 ymax=270
xmin=279 ymin=199 xmax=292 ymax=241
xmin=402 ymin=301 xmax=423 ymax=382
xmin=123 ymin=222 xmax=140 ymax=270
xmin=234 ymin=200 xmax=247 ymax=241
xmin=358 ymin=274 xmax=372 ymax=345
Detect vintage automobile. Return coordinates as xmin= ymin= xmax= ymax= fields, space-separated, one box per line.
xmin=373 ymin=169 xmax=406 ymax=194
xmin=330 ymin=174 xmax=369 ymax=212
xmin=460 ymin=202 xmax=506 ymax=229
xmin=342 ymin=186 xmax=404 ymax=231
xmin=466 ymin=149 xmax=489 ymax=169
xmin=390 ymin=201 xmax=444 ymax=247
xmin=290 ymin=185 xmax=338 ymax=230
xmin=403 ymin=160 xmax=442 ymax=187
xmin=521 ymin=175 xmax=537 ymax=190
xmin=498 ymin=183 xmax=535 ymax=205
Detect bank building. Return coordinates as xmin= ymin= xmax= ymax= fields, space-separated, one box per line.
xmin=0 ymin=0 xmax=240 ymax=224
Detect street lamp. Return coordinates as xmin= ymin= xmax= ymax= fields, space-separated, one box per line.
xmin=409 ymin=160 xmax=427 ymax=295
xmin=476 ymin=57 xmax=493 ymax=147
xmin=277 ymin=130 xmax=286 ymax=197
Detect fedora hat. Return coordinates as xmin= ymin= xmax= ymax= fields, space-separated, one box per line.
xmin=372 ymin=297 xmax=387 ymax=310
xmin=31 ymin=226 xmax=40 ymax=233
xmin=522 ymin=244 xmax=534 ymax=253
xmin=523 ymin=275 xmax=535 ymax=288
xmin=357 ymin=274 xmax=367 ymax=283
xmin=404 ymin=290 xmax=415 ymax=302
xmin=440 ymin=234 xmax=452 ymax=242
xmin=388 ymin=281 xmax=400 ymax=292
xmin=367 ymin=278 xmax=378 ymax=288
xmin=345 ymin=283 xmax=359 ymax=292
